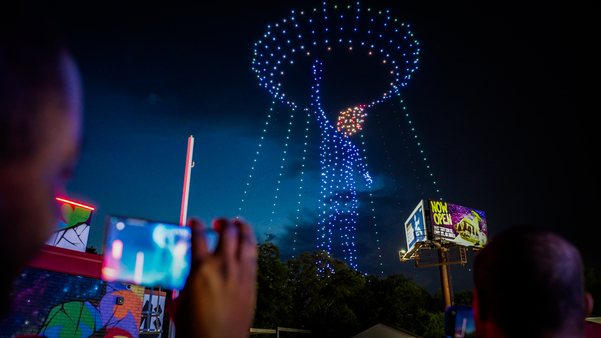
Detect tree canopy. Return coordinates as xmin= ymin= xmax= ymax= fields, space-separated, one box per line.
xmin=253 ymin=241 xmax=452 ymax=338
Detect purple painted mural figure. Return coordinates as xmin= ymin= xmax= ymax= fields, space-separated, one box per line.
xmin=0 ymin=269 xmax=145 ymax=337
xmin=38 ymin=282 xmax=143 ymax=338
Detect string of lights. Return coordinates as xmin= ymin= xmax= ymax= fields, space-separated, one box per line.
xmin=249 ymin=1 xmax=439 ymax=273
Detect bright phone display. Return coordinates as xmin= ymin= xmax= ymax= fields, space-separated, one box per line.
xmin=445 ymin=305 xmax=476 ymax=338
xmin=102 ymin=216 xmax=215 ymax=290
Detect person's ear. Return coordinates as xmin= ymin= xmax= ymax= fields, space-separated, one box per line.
xmin=585 ymin=292 xmax=594 ymax=318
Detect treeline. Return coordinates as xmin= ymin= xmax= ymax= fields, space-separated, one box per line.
xmin=253 ymin=241 xmax=472 ymax=338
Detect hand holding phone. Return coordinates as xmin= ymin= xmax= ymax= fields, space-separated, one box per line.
xmin=173 ymin=218 xmax=258 ymax=338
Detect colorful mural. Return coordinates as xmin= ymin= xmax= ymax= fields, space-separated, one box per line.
xmin=45 ymin=198 xmax=95 ymax=252
xmin=38 ymin=301 xmax=102 ymax=337
xmin=0 ymin=269 xmax=144 ymax=338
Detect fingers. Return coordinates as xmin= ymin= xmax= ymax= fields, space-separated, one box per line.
xmin=187 ymin=218 xmax=208 ymax=263
xmin=234 ymin=218 xmax=257 ymax=262
xmin=213 ymin=218 xmax=238 ymax=263
xmin=234 ymin=218 xmax=258 ymax=287
xmin=213 ymin=218 xmax=257 ymax=264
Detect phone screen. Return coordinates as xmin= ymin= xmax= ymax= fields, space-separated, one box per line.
xmin=445 ymin=306 xmax=476 ymax=338
xmin=101 ymin=216 xmax=204 ymax=290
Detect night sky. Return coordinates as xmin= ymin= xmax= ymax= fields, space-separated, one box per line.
xmin=46 ymin=1 xmax=596 ymax=293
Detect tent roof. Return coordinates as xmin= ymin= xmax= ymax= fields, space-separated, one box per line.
xmin=351 ymin=323 xmax=422 ymax=338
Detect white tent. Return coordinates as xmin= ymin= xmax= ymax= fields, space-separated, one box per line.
xmin=351 ymin=323 xmax=422 ymax=338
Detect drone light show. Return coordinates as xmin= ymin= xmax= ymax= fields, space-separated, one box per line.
xmin=337 ymin=106 xmax=366 ymax=137
xmin=245 ymin=1 xmax=438 ymax=272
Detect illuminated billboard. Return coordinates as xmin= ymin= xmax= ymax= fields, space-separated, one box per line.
xmin=405 ymin=200 xmax=428 ymax=254
xmin=46 ymin=197 xmax=95 ymax=252
xmin=429 ymin=200 xmax=487 ymax=248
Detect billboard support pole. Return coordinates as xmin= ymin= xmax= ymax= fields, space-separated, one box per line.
xmin=168 ymin=135 xmax=195 ymax=338
xmin=438 ymin=249 xmax=452 ymax=308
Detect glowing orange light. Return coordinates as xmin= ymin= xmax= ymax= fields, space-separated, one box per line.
xmin=102 ymin=267 xmax=117 ymax=281
xmin=55 ymin=197 xmax=95 ymax=210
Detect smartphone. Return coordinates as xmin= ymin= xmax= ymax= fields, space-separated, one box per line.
xmin=101 ymin=216 xmax=218 ymax=290
xmin=445 ymin=305 xmax=476 ymax=338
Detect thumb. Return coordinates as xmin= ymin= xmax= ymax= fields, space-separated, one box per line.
xmin=187 ymin=218 xmax=209 ymax=264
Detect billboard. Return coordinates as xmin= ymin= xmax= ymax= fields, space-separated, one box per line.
xmin=404 ymin=200 xmax=428 ymax=253
xmin=46 ymin=197 xmax=94 ymax=252
xmin=429 ymin=200 xmax=487 ymax=248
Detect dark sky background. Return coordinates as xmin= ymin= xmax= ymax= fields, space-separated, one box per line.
xmin=48 ymin=1 xmax=596 ymax=293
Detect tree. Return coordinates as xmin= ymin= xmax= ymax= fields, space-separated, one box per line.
xmin=372 ymin=274 xmax=434 ymax=335
xmin=454 ymin=289 xmax=474 ymax=306
xmin=254 ymin=241 xmax=293 ymax=330
xmin=85 ymin=246 xmax=99 ymax=254
xmin=415 ymin=309 xmax=445 ymax=338
xmin=251 ymin=243 xmax=447 ymax=338
xmin=286 ymin=250 xmax=365 ymax=337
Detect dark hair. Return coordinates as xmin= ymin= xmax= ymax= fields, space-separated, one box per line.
xmin=474 ymin=226 xmax=586 ymax=337
xmin=0 ymin=7 xmax=68 ymax=162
